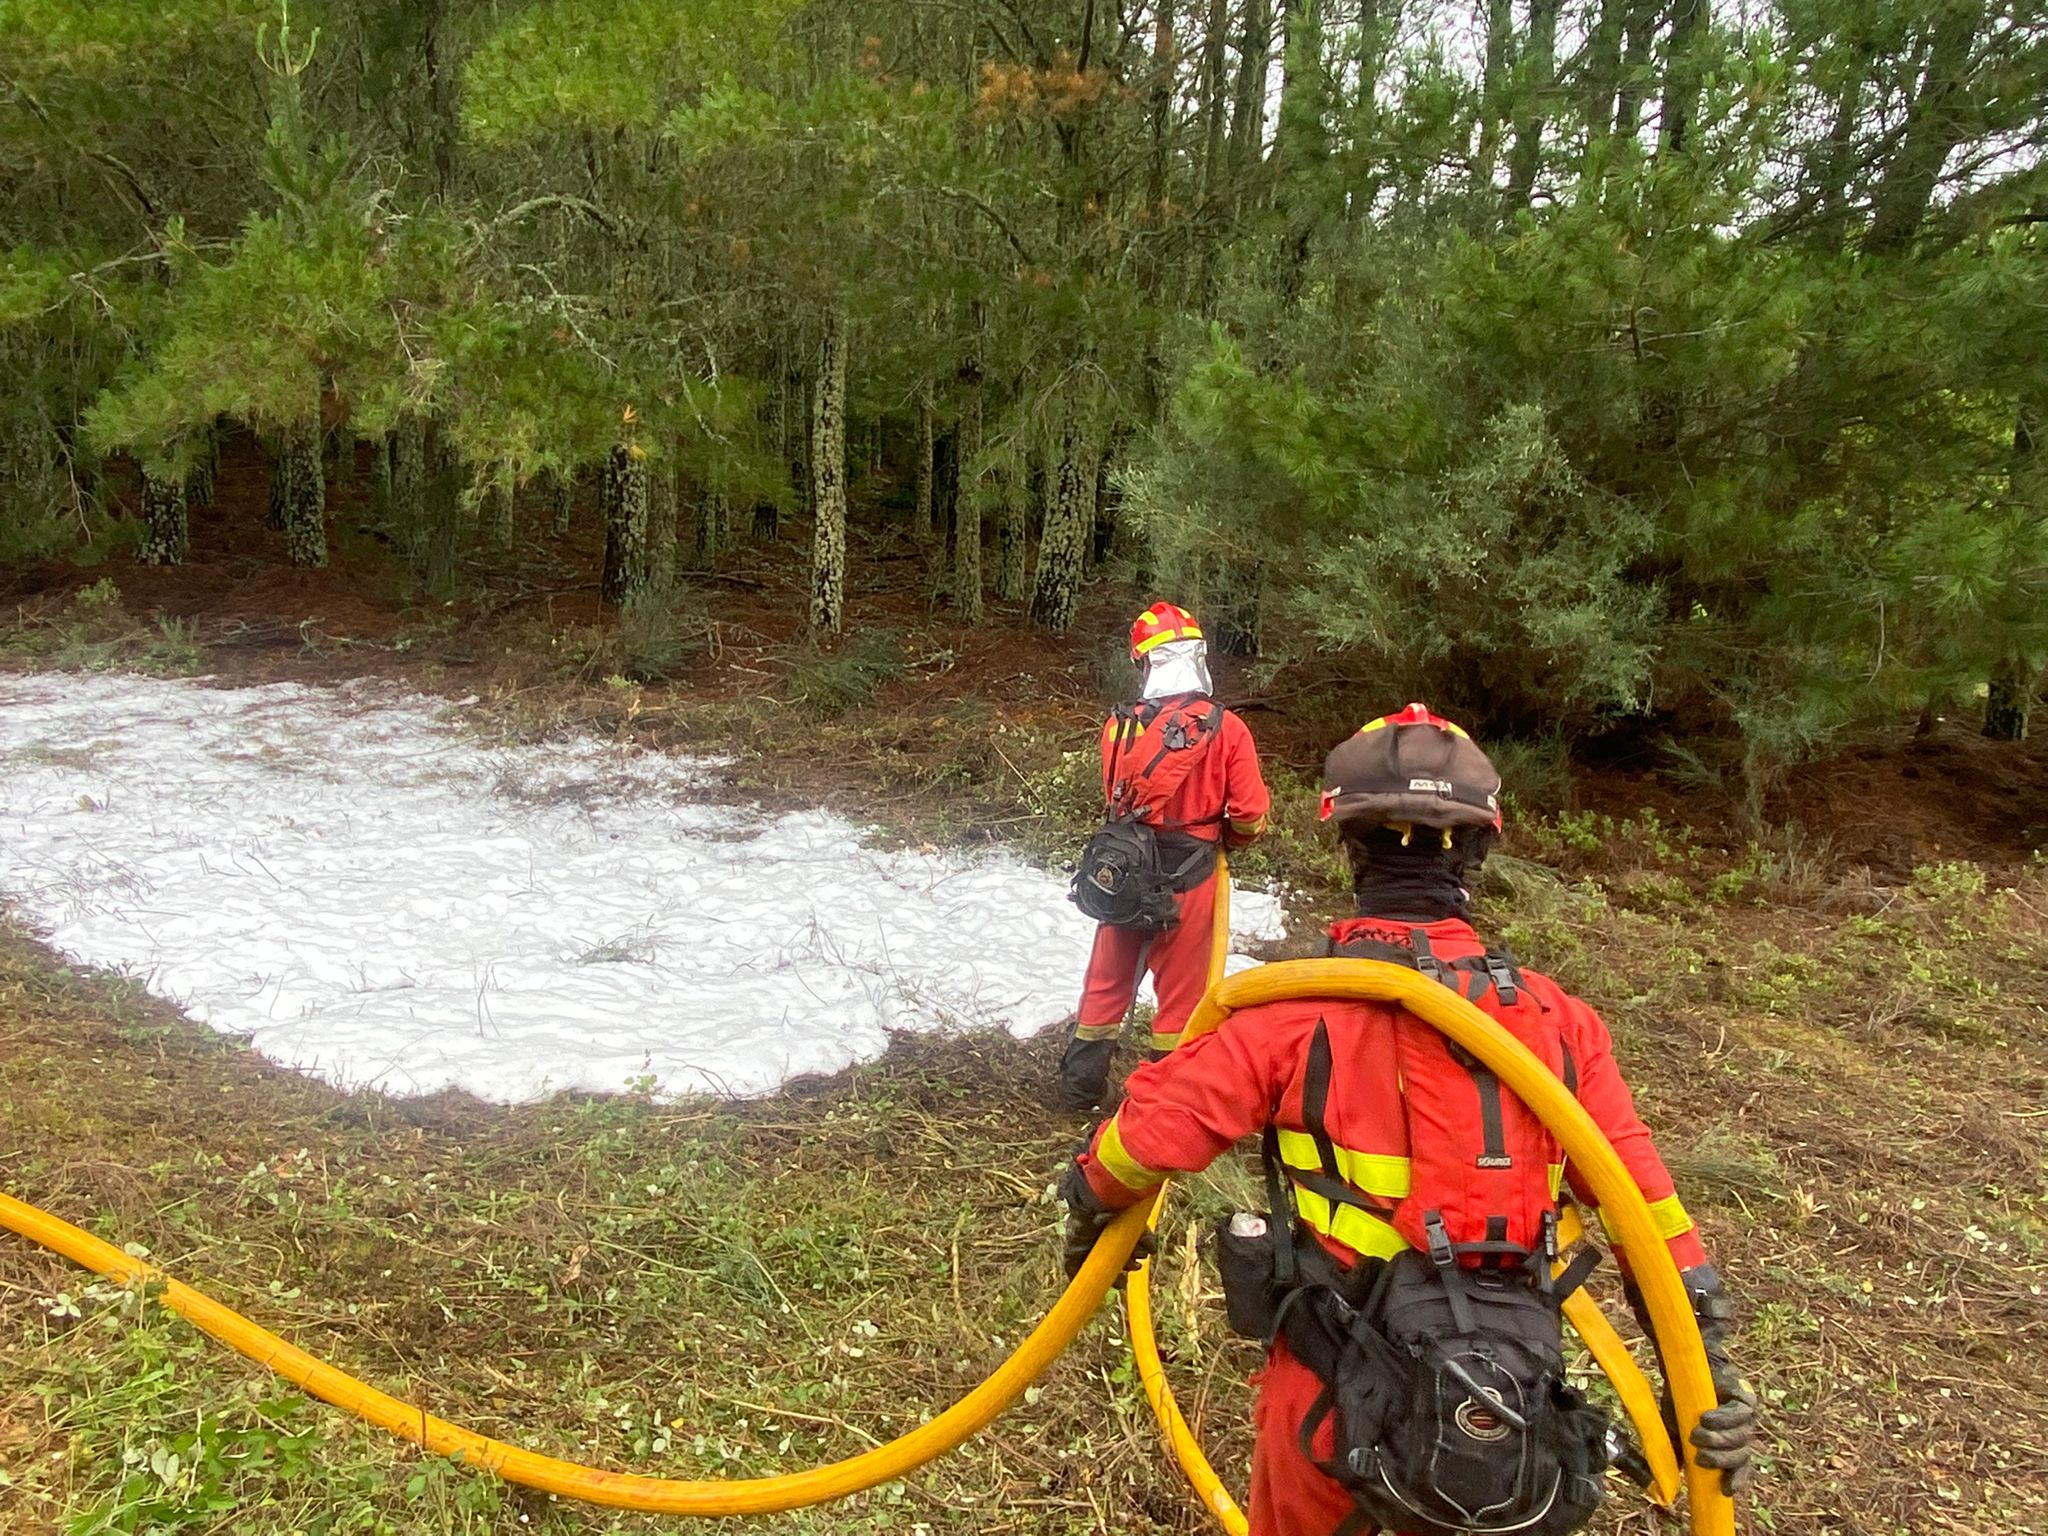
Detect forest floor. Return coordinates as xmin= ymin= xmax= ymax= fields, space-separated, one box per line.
xmin=2 ymin=444 xmax=2047 ymax=1535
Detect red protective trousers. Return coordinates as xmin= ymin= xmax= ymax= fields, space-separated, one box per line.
xmin=1249 ymin=1342 xmax=1369 ymax=1536
xmin=1074 ymin=871 xmax=1218 ymax=1053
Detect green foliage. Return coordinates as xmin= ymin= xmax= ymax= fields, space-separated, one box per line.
xmin=783 ymin=630 xmax=908 ymax=716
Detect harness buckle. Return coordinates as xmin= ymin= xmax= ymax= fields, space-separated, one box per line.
xmin=1424 ymin=1210 xmax=1458 ymax=1272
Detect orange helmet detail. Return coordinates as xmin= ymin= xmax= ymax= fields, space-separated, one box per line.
xmin=1130 ymin=601 xmax=1202 ymax=660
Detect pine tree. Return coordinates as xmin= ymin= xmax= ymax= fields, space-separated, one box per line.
xmin=601 ymin=442 xmax=650 ymax=606
xmin=138 ymin=464 xmax=190 ymax=566
xmin=1030 ymin=409 xmax=1089 ymax=633
xmin=809 ymin=310 xmax=849 ymax=634
xmin=276 ymin=418 xmax=326 ymax=568
xmin=953 ymin=359 xmax=984 ymax=624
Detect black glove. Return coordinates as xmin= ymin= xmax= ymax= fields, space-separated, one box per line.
xmin=1627 ymin=1265 xmax=1759 ymax=1498
xmin=1685 ymin=1268 xmax=1759 ymax=1497
xmin=1059 ymin=1159 xmax=1153 ymax=1284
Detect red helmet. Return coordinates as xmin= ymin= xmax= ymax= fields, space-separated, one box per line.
xmin=1320 ymin=702 xmax=1503 ymax=831
xmin=1129 ymin=601 xmax=1202 ymax=660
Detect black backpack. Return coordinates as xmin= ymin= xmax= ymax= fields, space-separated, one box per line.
xmin=1070 ymin=820 xmax=1215 ymax=930
xmin=1215 ymin=943 xmax=1616 ymax=1536
xmin=1069 ymin=698 xmax=1223 ymax=931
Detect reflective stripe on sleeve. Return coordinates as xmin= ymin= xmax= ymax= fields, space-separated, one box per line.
xmin=1094 ymin=1115 xmax=1167 ymax=1193
xmin=1598 ymin=1193 xmax=1696 ymax=1244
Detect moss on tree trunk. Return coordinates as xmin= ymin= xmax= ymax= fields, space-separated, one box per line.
xmin=809 ymin=311 xmax=849 ymax=634
xmin=391 ymin=413 xmax=426 ymax=568
xmin=137 ymin=465 xmax=189 ymax=566
xmin=1030 ymin=414 xmax=1088 ymax=632
xmin=953 ymin=364 xmax=984 ymax=624
xmin=277 ymin=419 xmax=327 ymax=569
xmin=601 ymin=444 xmax=649 ymax=605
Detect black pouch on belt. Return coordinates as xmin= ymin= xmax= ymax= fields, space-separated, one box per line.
xmin=1213 ymin=1211 xmax=1286 ymax=1340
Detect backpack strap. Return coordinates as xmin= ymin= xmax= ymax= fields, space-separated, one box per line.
xmin=1407 ymin=926 xmax=1448 ymax=985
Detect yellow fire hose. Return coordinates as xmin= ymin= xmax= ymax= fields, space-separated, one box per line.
xmin=0 ymin=1185 xmax=1150 ymax=1514
xmin=1122 ymin=858 xmax=1701 ymax=1530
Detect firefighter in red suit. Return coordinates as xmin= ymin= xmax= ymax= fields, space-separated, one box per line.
xmin=1056 ymin=603 xmax=1271 ymax=1113
xmin=1060 ymin=705 xmax=1757 ymax=1536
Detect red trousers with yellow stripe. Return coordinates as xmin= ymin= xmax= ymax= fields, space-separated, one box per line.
xmin=1074 ymin=874 xmax=1219 ymax=1053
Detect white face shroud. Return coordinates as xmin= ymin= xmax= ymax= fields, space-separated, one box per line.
xmin=1141 ymin=637 xmax=1213 ymax=700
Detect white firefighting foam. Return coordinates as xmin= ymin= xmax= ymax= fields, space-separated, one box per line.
xmin=0 ymin=673 xmax=1284 ymax=1102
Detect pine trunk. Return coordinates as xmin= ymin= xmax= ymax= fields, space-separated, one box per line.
xmin=391 ymin=413 xmax=426 ymax=566
xmin=422 ymin=428 xmax=463 ymax=586
xmin=994 ymin=460 xmax=1030 ymax=601
xmin=912 ymin=390 xmax=935 ymax=545
xmin=1029 ymin=414 xmax=1089 ymax=632
xmin=137 ymin=466 xmax=189 ymax=566
xmin=1211 ymin=561 xmax=1265 ymax=657
xmin=1507 ymin=0 xmax=1558 ymax=201
xmin=695 ymin=484 xmax=728 ymax=566
xmin=1658 ymin=0 xmax=1707 ymax=157
xmin=369 ymin=431 xmax=392 ymax=522
xmin=547 ymin=469 xmax=573 ymax=536
xmin=329 ymin=428 xmax=355 ymax=492
xmin=809 ymin=311 xmax=849 ymax=634
xmin=483 ymin=477 xmax=510 ymax=551
xmin=785 ymin=356 xmax=810 ymax=530
xmin=1984 ymin=657 xmax=2034 ymax=741
xmin=277 ymin=419 xmax=327 ymax=568
xmin=954 ymin=366 xmax=984 ymax=624
xmin=265 ymin=433 xmax=286 ymax=532
xmin=185 ymin=425 xmax=219 ymax=509
xmin=650 ymin=462 xmax=678 ymax=592
xmin=601 ymin=445 xmax=650 ymax=606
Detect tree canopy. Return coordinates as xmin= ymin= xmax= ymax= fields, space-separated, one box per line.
xmin=2 ymin=0 xmax=2044 ymax=765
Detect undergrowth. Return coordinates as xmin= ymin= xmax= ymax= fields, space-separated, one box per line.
xmin=3 ymin=840 xmax=2046 ymax=1534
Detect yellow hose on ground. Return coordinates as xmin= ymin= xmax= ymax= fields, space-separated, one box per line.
xmin=1166 ymin=962 xmax=1737 ymax=1536
xmin=0 ymin=1188 xmax=1150 ymax=1515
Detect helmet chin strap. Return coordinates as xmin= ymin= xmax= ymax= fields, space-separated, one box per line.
xmin=1141 ymin=639 xmax=1213 ymax=700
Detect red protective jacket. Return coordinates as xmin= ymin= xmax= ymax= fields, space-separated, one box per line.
xmin=1079 ymin=915 xmax=1709 ymax=1275
xmin=1098 ymin=695 xmax=1270 ymax=846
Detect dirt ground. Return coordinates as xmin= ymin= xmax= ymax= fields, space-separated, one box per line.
xmin=2 ymin=441 xmax=2047 ymax=1535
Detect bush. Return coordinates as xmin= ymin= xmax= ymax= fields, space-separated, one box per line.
xmin=784 ymin=630 xmax=907 ymax=716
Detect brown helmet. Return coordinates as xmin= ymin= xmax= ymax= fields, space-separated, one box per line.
xmin=1320 ymin=702 xmax=1503 ymax=832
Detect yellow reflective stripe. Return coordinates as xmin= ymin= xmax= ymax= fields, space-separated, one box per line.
xmin=1094 ymin=1115 xmax=1166 ymax=1192
xmin=1292 ymin=1185 xmax=1412 ymax=1259
xmin=1549 ymin=1163 xmax=1566 ymax=1199
xmin=1646 ymin=1194 xmax=1695 ymax=1239
xmin=1073 ymin=1021 xmax=1122 ymax=1042
xmin=1229 ymin=815 xmax=1267 ymax=838
xmin=1147 ymin=1028 xmax=1182 ymax=1053
xmin=1274 ymin=1132 xmax=1412 ymax=1200
xmin=1134 ymin=625 xmax=1201 ymax=656
xmin=1598 ymin=1194 xmax=1694 ymax=1244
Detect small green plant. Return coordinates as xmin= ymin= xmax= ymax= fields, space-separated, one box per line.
xmin=612 ymin=587 xmax=695 ymax=681
xmin=783 ymin=630 xmax=907 ymax=716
